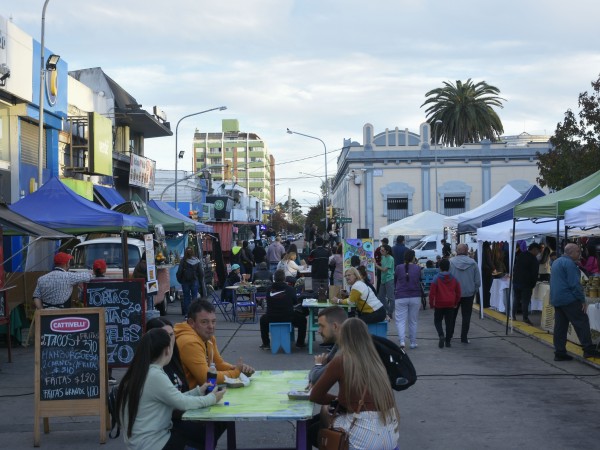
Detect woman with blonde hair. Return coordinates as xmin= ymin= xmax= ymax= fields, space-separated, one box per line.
xmin=277 ymin=250 xmax=302 ymax=283
xmin=332 ymin=267 xmax=387 ymax=324
xmin=309 ymin=318 xmax=400 ymax=450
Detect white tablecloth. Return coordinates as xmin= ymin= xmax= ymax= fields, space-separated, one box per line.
xmin=489 ymin=278 xmax=545 ymax=313
xmin=588 ymin=303 xmax=600 ymax=332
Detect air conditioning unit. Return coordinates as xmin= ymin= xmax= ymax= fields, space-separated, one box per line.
xmin=200 ymin=203 xmax=215 ymax=221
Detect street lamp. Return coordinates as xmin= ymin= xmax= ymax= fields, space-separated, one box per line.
xmin=174 ymin=106 xmax=227 ymax=210
xmin=433 ymin=119 xmax=443 ymax=213
xmin=287 ymin=128 xmax=329 ymax=234
xmin=38 ymin=0 xmax=60 ymax=188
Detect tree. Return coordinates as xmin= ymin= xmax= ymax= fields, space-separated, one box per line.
xmin=421 ymin=79 xmax=506 ymax=147
xmin=536 ymin=74 xmax=600 ymax=190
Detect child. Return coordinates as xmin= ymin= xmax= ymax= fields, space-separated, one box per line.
xmin=429 ymin=259 xmax=461 ymax=348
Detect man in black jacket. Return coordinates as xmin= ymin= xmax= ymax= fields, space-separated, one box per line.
xmin=309 ymin=237 xmax=331 ymax=295
xmin=259 ymin=269 xmax=306 ymax=349
xmin=512 ymin=242 xmax=541 ymax=324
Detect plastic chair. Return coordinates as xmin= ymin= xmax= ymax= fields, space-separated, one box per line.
xmin=207 ymin=285 xmax=233 ymax=322
xmin=367 ymin=321 xmax=388 ymax=337
xmin=269 ymin=322 xmax=294 ymax=354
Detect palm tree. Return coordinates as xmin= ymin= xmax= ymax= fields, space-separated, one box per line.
xmin=421 ymin=79 xmax=506 ymax=147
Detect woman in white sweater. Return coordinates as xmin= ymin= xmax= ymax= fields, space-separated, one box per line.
xmin=116 ymin=328 xmax=226 ymax=450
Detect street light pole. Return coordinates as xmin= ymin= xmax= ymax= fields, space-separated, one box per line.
xmin=174 ymin=106 xmax=227 ymax=210
xmin=38 ymin=0 xmax=51 ymax=188
xmin=433 ymin=120 xmax=443 ymax=213
xmin=287 ymin=129 xmax=328 ymax=234
xmin=161 ymin=164 xmax=226 ymax=201
xmin=300 ymin=172 xmax=327 ymax=221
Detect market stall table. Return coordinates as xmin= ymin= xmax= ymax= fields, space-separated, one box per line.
xmin=183 ymin=370 xmax=313 ymax=450
xmin=302 ymin=298 xmax=354 ymax=354
xmin=298 ymin=267 xmax=312 ymax=291
xmin=490 ymin=278 xmax=545 ymax=314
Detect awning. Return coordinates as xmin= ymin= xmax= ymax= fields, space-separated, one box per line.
xmin=0 ymin=203 xmax=73 ymax=238
xmin=148 ymin=199 xmax=214 ymax=233
xmin=94 ymin=185 xmax=126 ymax=208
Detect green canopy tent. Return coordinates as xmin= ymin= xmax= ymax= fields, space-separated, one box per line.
xmin=113 ymin=195 xmax=196 ymax=233
xmin=514 ymin=170 xmax=600 ymax=219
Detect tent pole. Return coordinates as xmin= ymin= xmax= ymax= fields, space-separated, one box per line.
xmin=557 ymin=218 xmax=562 ymax=255
xmin=121 ymin=231 xmax=129 ymax=279
xmin=506 ymin=219 xmax=517 ymax=335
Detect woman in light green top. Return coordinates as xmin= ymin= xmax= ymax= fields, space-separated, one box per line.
xmin=376 ymin=244 xmax=396 ymax=316
xmin=116 ymin=328 xmax=226 ymax=450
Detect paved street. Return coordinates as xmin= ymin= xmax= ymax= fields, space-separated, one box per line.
xmin=1 ymin=299 xmax=599 ymax=450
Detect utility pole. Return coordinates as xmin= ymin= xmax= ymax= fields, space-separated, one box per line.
xmin=288 ymin=188 xmax=293 ymax=227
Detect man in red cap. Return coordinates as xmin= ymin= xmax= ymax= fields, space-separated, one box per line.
xmin=33 ymin=252 xmax=92 ymax=309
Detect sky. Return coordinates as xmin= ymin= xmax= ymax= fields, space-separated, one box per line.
xmin=4 ymin=0 xmax=600 ymax=210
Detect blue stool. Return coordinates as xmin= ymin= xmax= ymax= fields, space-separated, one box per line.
xmin=269 ymin=322 xmax=294 ymax=354
xmin=368 ymin=321 xmax=388 ymax=337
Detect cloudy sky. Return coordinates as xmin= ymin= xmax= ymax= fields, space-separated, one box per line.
xmin=5 ymin=0 xmax=600 ymax=209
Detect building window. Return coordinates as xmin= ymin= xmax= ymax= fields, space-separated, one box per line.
xmin=444 ymin=196 xmax=466 ymax=215
xmin=387 ymin=197 xmax=408 ymax=224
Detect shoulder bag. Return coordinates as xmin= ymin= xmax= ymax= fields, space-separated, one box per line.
xmin=318 ymin=390 xmax=366 ymax=450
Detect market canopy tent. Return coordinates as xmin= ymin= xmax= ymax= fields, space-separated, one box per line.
xmin=0 ymin=203 xmax=72 ymax=238
xmin=458 ymin=185 xmax=545 ymax=234
xmin=148 ymin=199 xmax=214 ymax=233
xmin=514 ymin=169 xmax=600 ymax=219
xmin=443 ymin=184 xmax=522 ymax=229
xmin=564 ymin=194 xmax=600 ymax=229
xmin=10 ymin=177 xmax=148 ymax=234
xmin=379 ymin=210 xmax=446 ymax=238
xmin=114 ymin=195 xmax=196 ymax=233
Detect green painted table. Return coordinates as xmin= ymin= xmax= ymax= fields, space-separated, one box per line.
xmin=183 ymin=370 xmax=313 ymax=450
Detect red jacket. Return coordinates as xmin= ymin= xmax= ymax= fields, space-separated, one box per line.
xmin=429 ymin=272 xmax=461 ymax=309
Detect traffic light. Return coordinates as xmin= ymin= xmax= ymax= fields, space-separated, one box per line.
xmin=328 ymin=205 xmax=334 ymax=219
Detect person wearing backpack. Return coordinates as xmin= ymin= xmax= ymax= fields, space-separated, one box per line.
xmin=310 ymin=318 xmax=400 ymax=450
xmin=429 ymin=258 xmax=461 ymax=348
xmin=176 ymin=247 xmax=204 ymax=317
xmin=240 ymin=240 xmax=255 ymax=276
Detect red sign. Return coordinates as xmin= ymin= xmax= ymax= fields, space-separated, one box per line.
xmin=50 ymin=317 xmax=91 ymax=333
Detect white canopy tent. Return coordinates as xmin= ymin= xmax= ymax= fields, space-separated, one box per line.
xmin=443 ymin=184 xmax=522 ymax=229
xmin=474 ymin=218 xmax=592 ymax=319
xmin=564 ymin=194 xmax=600 ymax=229
xmin=379 ymin=210 xmax=447 ymax=238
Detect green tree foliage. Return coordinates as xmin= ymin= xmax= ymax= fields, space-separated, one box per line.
xmin=421 ymin=79 xmax=505 ymax=147
xmin=536 ymin=75 xmax=600 ymax=190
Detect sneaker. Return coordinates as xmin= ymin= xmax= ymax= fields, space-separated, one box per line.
xmin=461 ymin=339 xmax=470 ymax=344
xmin=583 ymin=349 xmax=600 ymax=359
xmin=554 ymin=353 xmax=573 ymax=361
xmin=259 ymin=344 xmax=271 ymax=350
xmin=409 ymin=343 xmax=418 ymax=349
xmin=438 ymin=338 xmax=444 ymax=349
xmin=109 ymin=377 xmax=117 ymax=385
xmin=445 ymin=341 xmax=452 ymax=348
xmin=399 ymin=341 xmax=406 ymax=349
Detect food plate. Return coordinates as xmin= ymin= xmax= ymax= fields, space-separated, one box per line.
xmin=224 ymin=372 xmax=250 ymax=388
xmin=287 ymin=390 xmax=311 ymax=400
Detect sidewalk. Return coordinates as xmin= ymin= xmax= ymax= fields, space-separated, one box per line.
xmin=1 ymin=299 xmax=600 ymax=449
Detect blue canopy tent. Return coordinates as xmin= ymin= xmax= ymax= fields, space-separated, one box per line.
xmin=10 ymin=177 xmax=148 ymax=234
xmin=93 ymin=185 xmax=126 ymax=208
xmin=457 ymin=185 xmax=545 ymax=234
xmin=148 ymin=199 xmax=214 ymax=232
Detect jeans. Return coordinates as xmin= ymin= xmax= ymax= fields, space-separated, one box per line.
xmin=359 ymin=306 xmax=387 ymax=324
xmin=434 ymin=308 xmax=456 ymax=341
xmin=269 ymin=261 xmax=279 ymax=272
xmin=181 ymin=280 xmax=199 ymax=316
xmin=513 ymin=286 xmax=533 ymax=320
xmin=553 ymin=301 xmax=595 ymax=355
xmin=451 ymin=295 xmax=474 ymax=341
xmin=378 ymin=280 xmax=395 ymax=316
xmin=394 ymin=296 xmax=421 ymax=345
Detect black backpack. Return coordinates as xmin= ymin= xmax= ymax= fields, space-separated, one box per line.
xmin=107 ymin=385 xmax=120 ymax=438
xmin=371 ymin=335 xmax=417 ymax=391
xmin=176 ymin=261 xmax=197 ymax=283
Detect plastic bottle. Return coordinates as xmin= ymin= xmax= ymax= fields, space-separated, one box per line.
xmin=206 ymin=362 xmax=218 ymax=394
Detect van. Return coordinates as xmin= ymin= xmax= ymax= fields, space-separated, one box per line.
xmin=70 ymin=237 xmax=170 ymax=315
xmin=411 ymin=234 xmax=476 ymax=264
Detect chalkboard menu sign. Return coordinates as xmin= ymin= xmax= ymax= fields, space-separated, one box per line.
xmin=34 ymin=308 xmax=107 ymax=446
xmin=84 ymin=279 xmax=145 ymax=367
xmin=39 ymin=312 xmax=101 ymax=401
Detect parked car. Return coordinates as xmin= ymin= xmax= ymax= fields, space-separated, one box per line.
xmin=70 ymin=237 xmax=170 ymax=315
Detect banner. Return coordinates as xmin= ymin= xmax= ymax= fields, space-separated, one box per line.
xmin=129 ymin=153 xmax=156 ymax=190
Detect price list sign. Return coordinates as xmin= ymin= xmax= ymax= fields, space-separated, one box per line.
xmin=34 ymin=308 xmax=107 ymax=446
xmin=84 ymin=279 xmax=145 ymax=367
